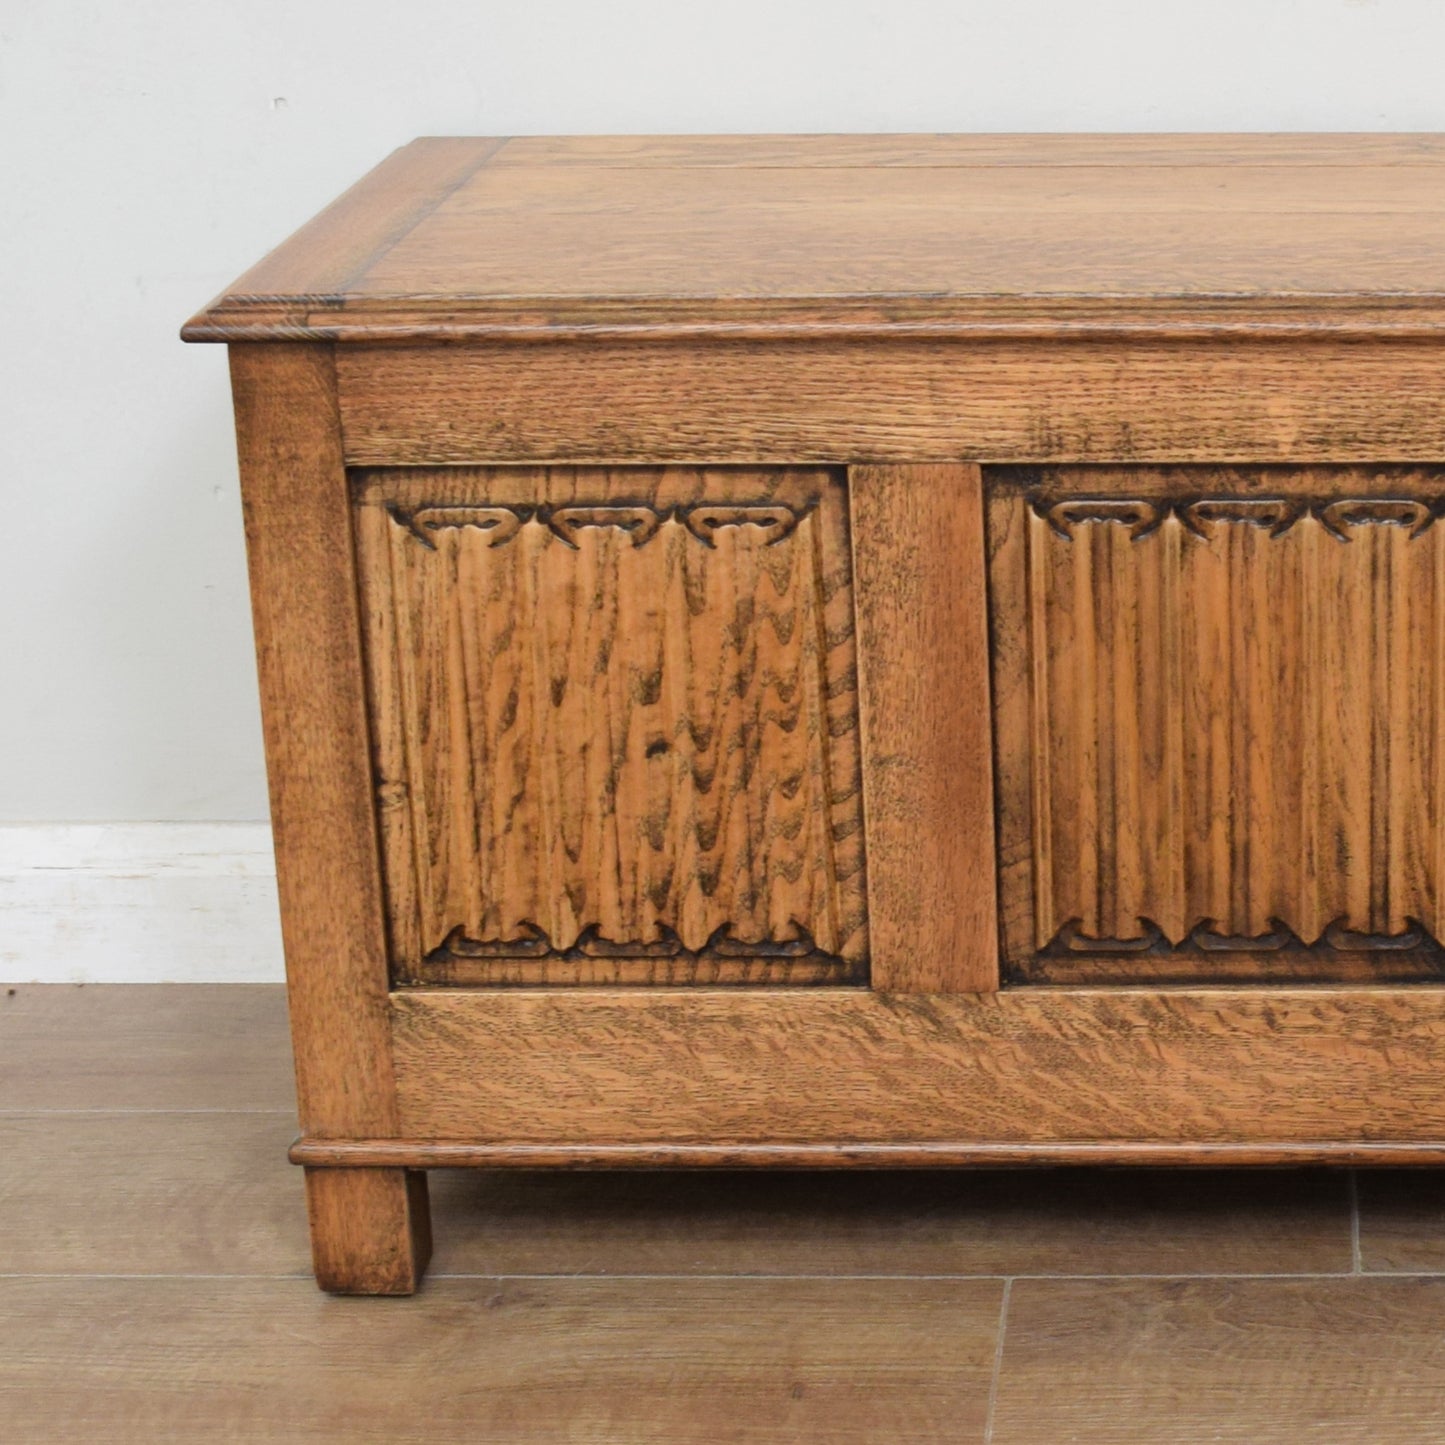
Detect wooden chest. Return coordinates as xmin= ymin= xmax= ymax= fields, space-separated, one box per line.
xmin=185 ymin=134 xmax=1445 ymax=1294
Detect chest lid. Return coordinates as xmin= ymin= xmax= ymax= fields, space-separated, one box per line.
xmin=182 ymin=133 xmax=1445 ymax=343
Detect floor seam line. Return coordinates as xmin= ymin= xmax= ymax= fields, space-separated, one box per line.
xmin=0 ymin=1272 xmax=316 ymax=1281
xmin=6 ymin=1268 xmax=1445 ymax=1283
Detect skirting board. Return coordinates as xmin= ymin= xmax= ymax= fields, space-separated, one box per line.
xmin=0 ymin=823 xmax=283 ymax=983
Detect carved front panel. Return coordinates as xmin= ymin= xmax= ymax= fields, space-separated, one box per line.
xmin=989 ymin=465 xmax=1445 ymax=983
xmin=353 ymin=466 xmax=867 ymax=986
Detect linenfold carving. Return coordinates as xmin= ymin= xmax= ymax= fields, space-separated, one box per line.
xmin=989 ymin=466 xmax=1445 ymax=984
xmin=355 ymin=467 xmax=868 ymax=988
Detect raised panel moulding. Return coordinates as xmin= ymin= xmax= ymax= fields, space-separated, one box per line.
xmin=988 ymin=465 xmax=1445 ymax=985
xmin=352 ymin=466 xmax=868 ymax=987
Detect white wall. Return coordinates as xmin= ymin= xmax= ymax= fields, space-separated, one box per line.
xmin=4 ymin=0 xmax=1445 ymax=977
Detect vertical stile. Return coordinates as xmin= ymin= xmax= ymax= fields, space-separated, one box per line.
xmin=850 ymin=463 xmax=999 ymax=991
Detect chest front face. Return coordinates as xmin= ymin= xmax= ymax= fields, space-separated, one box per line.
xmin=195 ymin=135 xmax=1445 ymax=1197
xmin=330 ymin=329 xmax=1445 ymax=1003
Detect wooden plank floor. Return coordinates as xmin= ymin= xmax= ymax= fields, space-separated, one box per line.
xmin=3 ymin=987 xmax=1445 ymax=1442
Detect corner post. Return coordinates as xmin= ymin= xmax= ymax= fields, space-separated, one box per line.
xmin=230 ymin=343 xmax=429 ymax=1292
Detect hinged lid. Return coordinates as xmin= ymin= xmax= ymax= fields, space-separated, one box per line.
xmin=182 ymin=133 xmax=1445 ymax=342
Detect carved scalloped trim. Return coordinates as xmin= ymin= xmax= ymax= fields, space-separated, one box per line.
xmin=401 ymin=505 xmax=524 ymax=548
xmin=1043 ymin=499 xmax=1164 ymax=540
xmin=1181 ymin=498 xmax=1302 ymax=538
xmin=1034 ymin=495 xmax=1443 ymax=541
xmin=1319 ymin=498 xmax=1434 ymax=540
xmin=682 ymin=504 xmax=798 ymax=546
xmin=392 ymin=502 xmax=807 ymax=550
xmin=1041 ymin=915 xmax=1445 ymax=957
xmin=548 ymin=505 xmax=662 ymax=548
xmin=422 ymin=920 xmax=847 ymax=968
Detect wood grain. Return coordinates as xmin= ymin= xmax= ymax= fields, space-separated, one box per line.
xmin=491 ymin=133 xmax=1445 ymax=168
xmin=989 ymin=466 xmax=1445 ymax=983
xmin=850 ymin=464 xmax=997 ymax=991
xmin=354 ymin=467 xmax=867 ymax=986
xmin=366 ymin=167 xmax=1445 ymax=299
xmin=387 ymin=988 xmax=1445 ymax=1146
xmin=991 ymin=1278 xmax=1445 ymax=1444
xmin=304 ymin=1167 xmax=431 ymax=1295
xmin=229 ymin=345 xmax=396 ymax=1139
xmin=334 ymin=339 xmax=1445 ymax=465
xmin=182 ymin=138 xmax=502 ymax=332
xmin=0 ymin=1277 xmax=1002 ymax=1444
xmin=293 ymin=1139 xmax=1445 ymax=1168
xmin=182 ymin=134 xmax=1445 ymax=342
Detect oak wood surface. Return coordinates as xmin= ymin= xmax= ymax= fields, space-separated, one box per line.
xmin=0 ymin=987 xmax=1362 ymax=1284
xmin=189 ymin=139 xmax=500 ymax=318
xmin=850 ymin=465 xmax=996 ymax=990
xmin=304 ymin=1167 xmax=431 ymax=1295
xmin=365 ymin=169 xmax=1445 ymax=297
xmin=229 ymin=345 xmax=397 ymax=1139
xmin=353 ymin=467 xmax=867 ymax=986
xmin=386 ymin=988 xmax=1445 ymax=1146
xmin=333 ymin=339 xmax=1445 ymax=465
xmin=491 ymin=133 xmax=1445 ymax=168
xmin=292 ymin=1138 xmax=1445 ymax=1168
xmin=989 ymin=465 xmax=1445 ymax=983
xmin=182 ymin=135 xmax=1445 ymax=343
xmin=191 ymin=145 xmax=1445 ymax=1289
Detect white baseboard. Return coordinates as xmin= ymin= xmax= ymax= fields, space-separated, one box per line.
xmin=0 ymin=823 xmax=285 ymax=983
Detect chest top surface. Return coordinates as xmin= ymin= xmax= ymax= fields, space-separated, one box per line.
xmin=183 ymin=133 xmax=1445 ymax=342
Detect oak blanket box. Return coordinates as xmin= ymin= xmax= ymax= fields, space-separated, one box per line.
xmin=184 ymin=134 xmax=1445 ymax=1293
